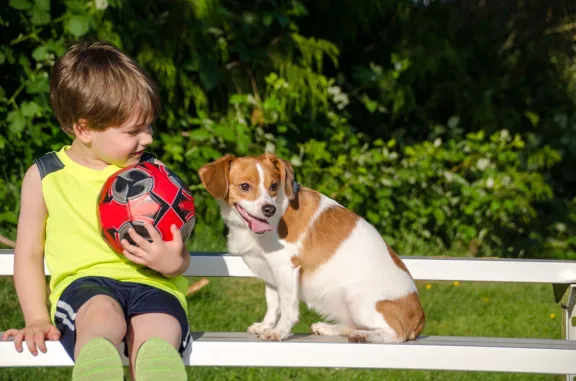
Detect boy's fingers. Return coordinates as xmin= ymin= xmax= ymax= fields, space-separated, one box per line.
xmin=25 ymin=333 xmax=38 ymax=356
xmin=123 ymin=250 xmax=147 ymax=265
xmin=170 ymin=224 xmax=182 ymax=242
xmin=35 ymin=332 xmax=47 ymax=353
xmin=2 ymin=329 xmax=17 ymax=340
xmin=13 ymin=332 xmax=24 ymax=352
xmin=121 ymin=239 xmax=147 ymax=258
xmin=47 ymin=327 xmax=61 ymax=341
xmin=143 ymin=223 xmax=161 ymax=241
xmin=127 ymin=228 xmax=151 ymax=249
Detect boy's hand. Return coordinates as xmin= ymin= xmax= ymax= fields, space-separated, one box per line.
xmin=2 ymin=320 xmax=61 ymax=356
xmin=121 ymin=222 xmax=186 ymax=276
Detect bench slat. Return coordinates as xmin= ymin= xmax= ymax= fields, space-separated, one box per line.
xmin=1 ymin=250 xmax=576 ymax=283
xmin=1 ymin=332 xmax=576 ymax=374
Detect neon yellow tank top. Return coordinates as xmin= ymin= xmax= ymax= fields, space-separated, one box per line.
xmin=37 ymin=146 xmax=188 ymax=322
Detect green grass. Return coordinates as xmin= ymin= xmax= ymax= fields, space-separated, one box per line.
xmin=0 ymin=233 xmax=566 ymax=380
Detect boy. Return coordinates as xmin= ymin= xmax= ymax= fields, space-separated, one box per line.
xmin=2 ymin=40 xmax=190 ymax=381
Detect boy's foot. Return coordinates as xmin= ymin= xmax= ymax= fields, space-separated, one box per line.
xmin=72 ymin=338 xmax=124 ymax=381
xmin=135 ymin=338 xmax=187 ymax=381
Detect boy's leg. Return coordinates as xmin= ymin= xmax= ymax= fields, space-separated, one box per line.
xmin=74 ymin=295 xmax=127 ymax=358
xmin=54 ymin=277 xmax=129 ymax=381
xmin=54 ymin=277 xmax=129 ymax=361
xmin=123 ymin=283 xmax=190 ymax=380
xmin=72 ymin=296 xmax=127 ymax=381
xmin=126 ymin=313 xmax=183 ymax=380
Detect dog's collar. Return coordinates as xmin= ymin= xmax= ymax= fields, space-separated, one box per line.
xmin=293 ymin=180 xmax=300 ymax=194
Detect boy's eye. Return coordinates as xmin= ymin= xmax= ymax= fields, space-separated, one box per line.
xmin=127 ymin=125 xmax=152 ymax=136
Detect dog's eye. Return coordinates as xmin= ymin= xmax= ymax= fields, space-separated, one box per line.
xmin=240 ymin=183 xmax=251 ymax=192
xmin=269 ymin=183 xmax=278 ymax=191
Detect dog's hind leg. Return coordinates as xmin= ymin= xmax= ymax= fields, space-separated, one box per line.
xmin=346 ymin=292 xmax=425 ymax=344
xmin=311 ymin=322 xmax=355 ymax=337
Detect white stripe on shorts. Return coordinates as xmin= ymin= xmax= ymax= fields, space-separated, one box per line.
xmin=54 ymin=311 xmax=75 ymax=332
xmin=56 ymin=300 xmax=77 ymax=321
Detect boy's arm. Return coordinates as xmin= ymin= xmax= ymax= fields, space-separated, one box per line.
xmin=3 ymin=163 xmax=61 ymax=355
xmin=14 ymin=164 xmax=56 ymax=326
xmin=13 ymin=164 xmax=50 ymax=325
xmin=161 ymin=246 xmax=190 ymax=278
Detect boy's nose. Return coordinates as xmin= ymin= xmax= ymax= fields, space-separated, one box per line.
xmin=141 ymin=131 xmax=153 ymax=146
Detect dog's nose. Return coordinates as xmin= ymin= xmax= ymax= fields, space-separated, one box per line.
xmin=262 ymin=204 xmax=276 ymax=218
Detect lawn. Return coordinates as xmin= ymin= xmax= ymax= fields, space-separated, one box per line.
xmin=0 ymin=233 xmax=566 ymax=380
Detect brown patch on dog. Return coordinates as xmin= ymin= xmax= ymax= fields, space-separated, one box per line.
xmin=256 ymin=155 xmax=282 ymax=198
xmin=226 ymin=157 xmax=275 ymax=203
xmin=297 ymin=203 xmax=360 ymax=278
xmin=290 ymin=255 xmax=302 ymax=268
xmin=277 ymin=188 xmax=321 ymax=243
xmin=376 ymin=292 xmax=426 ymax=342
xmin=259 ymin=153 xmax=296 ymax=200
xmin=385 ymin=243 xmax=411 ymax=275
xmin=198 ymin=154 xmax=235 ymax=199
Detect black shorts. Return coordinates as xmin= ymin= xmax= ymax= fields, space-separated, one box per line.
xmin=53 ymin=276 xmax=190 ymax=361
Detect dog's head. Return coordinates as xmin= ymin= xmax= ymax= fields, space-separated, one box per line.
xmin=198 ymin=153 xmax=296 ymax=234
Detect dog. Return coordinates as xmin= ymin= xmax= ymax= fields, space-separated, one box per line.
xmin=198 ymin=153 xmax=425 ymax=343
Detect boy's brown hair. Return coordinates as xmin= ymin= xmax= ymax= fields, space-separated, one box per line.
xmin=50 ymin=39 xmax=160 ymax=134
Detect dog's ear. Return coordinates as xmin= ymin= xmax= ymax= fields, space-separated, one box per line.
xmin=266 ymin=153 xmax=296 ymax=201
xmin=198 ymin=154 xmax=235 ymax=199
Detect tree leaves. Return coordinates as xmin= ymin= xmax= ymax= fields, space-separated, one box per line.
xmin=9 ymin=0 xmax=32 ymax=11
xmin=21 ymin=101 xmax=42 ymax=118
xmin=9 ymin=0 xmax=50 ymax=24
xmin=31 ymin=46 xmax=48 ymax=61
xmin=31 ymin=0 xmax=50 ymax=25
xmin=2 ymin=0 xmax=576 ymax=259
xmin=67 ymin=14 xmax=91 ymax=37
xmin=7 ymin=111 xmax=26 ymax=135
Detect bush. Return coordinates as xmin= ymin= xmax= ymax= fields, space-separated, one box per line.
xmin=1 ymin=0 xmax=576 ymax=259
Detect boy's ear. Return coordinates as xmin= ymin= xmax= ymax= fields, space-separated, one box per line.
xmin=73 ymin=119 xmax=93 ymax=143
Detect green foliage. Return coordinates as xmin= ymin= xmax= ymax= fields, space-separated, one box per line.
xmin=289 ymin=128 xmax=558 ymax=257
xmin=1 ymin=0 xmax=576 ymax=259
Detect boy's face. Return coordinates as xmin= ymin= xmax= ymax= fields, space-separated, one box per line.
xmin=87 ymin=109 xmax=154 ymax=167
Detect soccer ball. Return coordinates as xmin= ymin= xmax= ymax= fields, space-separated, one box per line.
xmin=97 ymin=161 xmax=196 ymax=255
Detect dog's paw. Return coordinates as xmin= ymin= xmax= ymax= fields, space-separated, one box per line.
xmin=311 ymin=322 xmax=330 ymax=335
xmin=247 ymin=322 xmax=272 ymax=335
xmin=347 ymin=332 xmax=369 ymax=343
xmin=259 ymin=328 xmax=290 ymax=341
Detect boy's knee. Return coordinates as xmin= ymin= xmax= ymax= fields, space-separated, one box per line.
xmin=73 ymin=295 xmax=127 ymax=359
xmin=129 ymin=313 xmax=182 ymax=352
xmin=76 ymin=295 xmax=127 ymax=335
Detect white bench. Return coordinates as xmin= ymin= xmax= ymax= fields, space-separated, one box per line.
xmin=1 ymin=249 xmax=575 ymax=378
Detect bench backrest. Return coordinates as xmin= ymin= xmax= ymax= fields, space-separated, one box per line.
xmin=1 ymin=249 xmax=576 ymax=283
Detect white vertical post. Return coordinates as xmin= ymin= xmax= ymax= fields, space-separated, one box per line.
xmin=564 ymin=285 xmax=576 ymax=381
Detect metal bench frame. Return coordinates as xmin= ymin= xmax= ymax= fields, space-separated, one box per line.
xmin=1 ymin=250 xmax=575 ymax=378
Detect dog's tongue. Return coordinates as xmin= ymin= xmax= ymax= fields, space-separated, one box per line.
xmin=236 ymin=205 xmax=274 ymax=234
xmin=248 ymin=218 xmax=274 ymax=234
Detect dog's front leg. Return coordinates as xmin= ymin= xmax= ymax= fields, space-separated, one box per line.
xmin=247 ymin=283 xmax=280 ymax=335
xmin=258 ymin=257 xmax=299 ymax=341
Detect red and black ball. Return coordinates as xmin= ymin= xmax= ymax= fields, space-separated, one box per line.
xmin=97 ymin=161 xmax=196 ymax=255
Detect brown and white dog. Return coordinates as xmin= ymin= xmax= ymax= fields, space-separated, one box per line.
xmin=198 ymin=153 xmax=425 ymax=343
